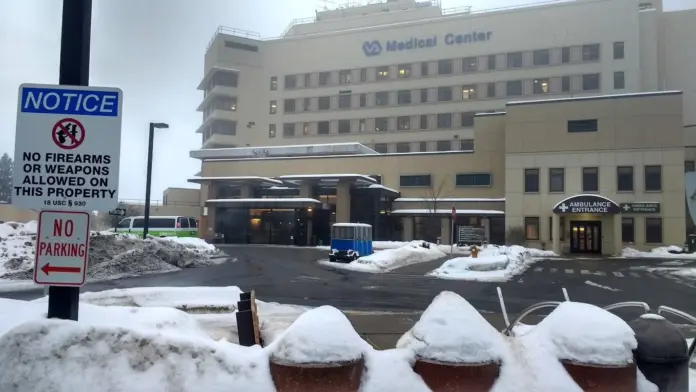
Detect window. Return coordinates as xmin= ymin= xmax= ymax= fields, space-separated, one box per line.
xmin=396 ymin=142 xmax=410 ymax=153
xmin=398 ymin=64 xmax=411 ymax=78
xmin=582 ymin=44 xmax=600 ymax=61
xmin=437 ymin=113 xmax=452 ymax=129
xmin=339 ymin=70 xmax=352 ymax=84
xmin=462 ymin=85 xmax=476 ymax=100
xmin=360 ymin=68 xmax=367 ymax=82
xmin=270 ymin=76 xmax=278 ymax=90
xmin=374 ymin=143 xmax=388 ymax=153
xmin=318 ymin=121 xmax=330 ymax=135
xmin=303 ymin=98 xmax=310 ymax=111
xmin=686 ymin=161 xmax=695 ymax=172
xmin=397 ymin=116 xmax=410 ymax=130
xmin=561 ymin=76 xmax=571 ymax=93
xmin=488 ymin=54 xmax=496 ymax=70
xmin=338 ymin=93 xmax=351 ymax=109
xmin=533 ymin=49 xmax=550 ymax=66
xmin=533 ymin=78 xmax=550 ymax=94
xmin=420 ymin=115 xmax=428 ymax=129
xmin=462 ymin=57 xmax=478 ymax=72
xmin=487 ymin=83 xmax=496 ymax=98
xmin=460 ymin=112 xmax=475 ymax=127
xmin=614 ymin=71 xmax=625 ymax=89
xmin=621 ymin=218 xmax=635 ymax=243
xmin=303 ymin=122 xmax=310 ymax=135
xmin=549 ymin=168 xmax=565 ymax=192
xmin=268 ymin=124 xmax=276 ymax=138
xmin=614 ymin=42 xmax=625 ymax=59
xmin=375 ymin=117 xmax=388 ymax=132
xmin=525 ymin=217 xmax=540 ymax=240
xmin=269 ymin=100 xmax=277 ymax=114
xmin=283 ymin=123 xmax=295 ymax=137
xmin=617 ymin=166 xmax=634 ymax=192
xmin=568 ymin=119 xmax=598 ymax=133
xmin=400 ymin=174 xmax=431 ymax=187
xmin=460 ymin=139 xmax=474 ymax=151
xmin=582 ymin=73 xmax=600 ymax=91
xmin=359 ymin=94 xmax=366 ymax=107
xmin=318 ymin=96 xmax=330 ymax=110
xmin=436 ymin=140 xmax=451 ymax=151
xmin=645 ymin=218 xmax=663 ymax=244
xmin=398 ymin=90 xmax=411 ymax=104
xmin=456 ymin=173 xmax=492 ymax=187
xmin=524 ymin=169 xmax=539 ymax=193
xmin=582 ymin=167 xmax=599 ymax=192
xmin=419 ymin=142 xmax=428 ymax=152
xmin=438 ymin=59 xmax=453 ymax=75
xmin=284 ymin=99 xmax=296 ymax=113
xmin=420 ymin=88 xmax=428 ymax=103
xmin=644 ymin=165 xmax=662 ymax=191
xmin=507 ymin=52 xmax=523 ymax=68
xmin=319 ymin=72 xmax=330 ymax=85
xmin=377 ymin=66 xmax=389 ymax=80
xmin=359 ymin=119 xmax=366 ymax=133
xmin=338 ymin=120 xmax=351 ymax=134
xmin=421 ymin=62 xmax=429 ymax=76
xmin=284 ymin=75 xmax=297 ymax=89
xmin=506 ymin=80 xmax=523 ymax=96
xmin=549 ymin=216 xmax=566 ymax=241
xmin=561 ymin=47 xmax=571 ymax=63
xmin=437 ymin=87 xmax=452 ymax=102
xmin=303 ymin=73 xmax=311 ymax=87
xmin=376 ymin=91 xmax=389 ymax=106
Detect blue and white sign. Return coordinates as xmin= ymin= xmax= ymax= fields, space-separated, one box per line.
xmin=362 ymin=30 xmax=493 ymax=57
xmin=13 ymin=83 xmax=123 ymax=212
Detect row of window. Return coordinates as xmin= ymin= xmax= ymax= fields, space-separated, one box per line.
xmin=372 ymin=139 xmax=475 ymax=154
xmin=524 ymin=216 xmax=664 ymax=244
xmin=398 ymin=173 xmax=491 ymax=188
xmin=269 ymin=72 xmax=622 ymax=114
xmin=523 ymin=165 xmax=664 ymax=193
xmin=269 ymin=42 xmax=625 ymax=90
xmin=267 ymin=111 xmax=488 ymax=138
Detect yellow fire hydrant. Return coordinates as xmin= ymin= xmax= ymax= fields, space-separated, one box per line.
xmin=471 ymin=245 xmax=479 ymax=258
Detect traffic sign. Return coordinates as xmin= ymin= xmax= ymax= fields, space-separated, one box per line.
xmin=108 ymin=208 xmax=126 ymax=216
xmin=34 ymin=210 xmax=90 ymax=286
xmin=451 ymin=206 xmax=456 ymax=221
xmin=12 ymin=84 xmax=123 ymax=212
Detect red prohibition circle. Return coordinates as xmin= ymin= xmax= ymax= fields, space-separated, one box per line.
xmin=52 ymin=118 xmax=86 ymax=150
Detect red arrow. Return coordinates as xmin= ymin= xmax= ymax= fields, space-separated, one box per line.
xmin=41 ymin=263 xmax=82 ymax=275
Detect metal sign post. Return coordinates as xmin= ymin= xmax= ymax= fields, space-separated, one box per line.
xmin=450 ymin=206 xmax=456 ymax=258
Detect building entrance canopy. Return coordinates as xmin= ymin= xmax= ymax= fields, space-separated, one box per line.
xmin=552 ymin=194 xmax=622 ymax=214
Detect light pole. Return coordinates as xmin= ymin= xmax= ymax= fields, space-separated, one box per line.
xmin=143 ymin=122 xmax=169 ymax=239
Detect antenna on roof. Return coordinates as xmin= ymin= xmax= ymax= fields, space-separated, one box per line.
xmin=318 ymin=0 xmax=336 ymax=10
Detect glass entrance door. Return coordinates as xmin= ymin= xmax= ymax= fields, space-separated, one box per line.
xmin=570 ymin=221 xmax=602 ymax=254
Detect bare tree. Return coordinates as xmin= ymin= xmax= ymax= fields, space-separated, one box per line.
xmin=417 ymin=178 xmax=448 ymax=242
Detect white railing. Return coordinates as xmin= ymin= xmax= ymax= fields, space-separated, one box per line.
xmin=205 ymin=26 xmax=262 ymax=52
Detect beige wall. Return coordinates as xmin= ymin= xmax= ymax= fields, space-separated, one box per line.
xmin=663 ymin=9 xmax=696 ymax=127
xmin=0 ymin=204 xmax=37 ymax=223
xmin=163 ymin=187 xmax=199 ymax=206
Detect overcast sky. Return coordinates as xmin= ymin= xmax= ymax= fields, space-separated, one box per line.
xmin=0 ymin=0 xmax=693 ymax=202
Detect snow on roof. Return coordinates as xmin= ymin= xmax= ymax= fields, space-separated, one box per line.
xmin=390 ymin=209 xmax=505 ymax=215
xmin=552 ymin=194 xmax=619 ymax=210
xmin=396 ymin=291 xmax=508 ymax=363
xmin=507 ymin=90 xmax=682 ymax=107
xmin=191 ymin=142 xmax=378 ymax=160
xmin=206 ymin=198 xmax=321 ymax=204
xmin=188 ymin=176 xmax=284 ymax=185
xmin=266 ymin=305 xmax=370 ymax=364
xmin=530 ymin=301 xmax=637 ymax=365
xmin=368 ymin=184 xmax=399 ymax=194
xmin=395 ymin=197 xmax=505 ymax=203
xmin=333 ymin=223 xmax=372 ymax=228
xmin=279 ymin=173 xmax=377 ymax=183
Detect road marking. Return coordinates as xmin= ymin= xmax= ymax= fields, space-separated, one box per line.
xmin=566 ymin=269 xmax=574 ymax=274
xmin=550 ymin=268 xmax=558 ymax=273
xmin=581 ymin=270 xmax=591 ymax=275
xmin=534 ymin=267 xmax=544 ymax=272
xmin=646 ymin=273 xmax=659 ymax=279
xmin=595 ymin=271 xmax=606 ymax=276
xmin=629 ymin=272 xmax=641 ymax=278
xmin=613 ymin=272 xmax=625 ymax=278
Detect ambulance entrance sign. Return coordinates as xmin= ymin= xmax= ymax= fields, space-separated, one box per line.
xmin=12 ymin=84 xmax=123 ymax=212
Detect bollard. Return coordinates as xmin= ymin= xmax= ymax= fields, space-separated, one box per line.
xmin=561 ymin=361 xmax=636 ymax=392
xmin=413 ymin=358 xmax=499 ymax=392
xmin=269 ymin=357 xmax=364 ymax=392
xmin=629 ymin=314 xmax=689 ymax=391
xmin=471 ymin=245 xmax=479 ymax=258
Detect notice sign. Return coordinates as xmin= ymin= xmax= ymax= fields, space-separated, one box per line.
xmin=12 ymin=84 xmax=123 ymax=211
xmin=34 ymin=210 xmax=90 ymax=286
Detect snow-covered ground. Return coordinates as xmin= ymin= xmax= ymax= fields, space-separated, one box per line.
xmin=319 ymin=241 xmax=446 ymax=273
xmin=0 ymin=287 xmax=664 ymax=391
xmin=427 ymin=245 xmax=556 ymax=282
xmin=621 ymin=245 xmax=696 ymax=259
xmin=585 ymin=280 xmax=621 ymax=292
xmin=317 ymin=240 xmax=470 ymax=255
xmin=0 ymin=221 xmax=227 ymax=289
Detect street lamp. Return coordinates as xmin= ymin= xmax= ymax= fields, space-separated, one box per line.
xmin=143 ymin=122 xmax=169 ymax=239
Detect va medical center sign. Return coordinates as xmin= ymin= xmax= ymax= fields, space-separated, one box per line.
xmin=13 ymin=84 xmax=123 ymax=212
xmin=362 ymin=30 xmax=493 ymax=57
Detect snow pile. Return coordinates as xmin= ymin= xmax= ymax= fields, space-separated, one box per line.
xmin=428 ymin=245 xmax=556 ymax=282
xmin=71 ymin=286 xmax=245 ymax=310
xmin=397 ymin=291 xmax=508 ymax=363
xmin=360 ymin=349 xmax=431 ymax=392
xmin=623 ymin=245 xmax=696 ymax=259
xmin=373 ymin=240 xmax=470 ymax=255
xmin=585 ymin=280 xmax=621 ymax=292
xmin=266 ymin=305 xmax=370 ymax=364
xmin=320 ymin=241 xmax=446 ymax=273
xmin=0 ymin=220 xmax=226 ymax=282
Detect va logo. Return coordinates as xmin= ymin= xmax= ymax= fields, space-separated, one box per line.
xmin=362 ymin=40 xmax=382 ymax=56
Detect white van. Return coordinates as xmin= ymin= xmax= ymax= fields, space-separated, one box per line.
xmin=115 ymin=216 xmax=199 ymax=237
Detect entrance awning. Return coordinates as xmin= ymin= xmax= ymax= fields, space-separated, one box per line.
xmin=206 ymin=198 xmax=321 ymax=209
xmin=189 ymin=176 xmax=284 ymax=187
xmin=552 ymin=194 xmax=621 ymax=214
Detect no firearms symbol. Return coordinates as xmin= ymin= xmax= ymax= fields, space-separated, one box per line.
xmin=52 ymin=118 xmax=85 ymax=150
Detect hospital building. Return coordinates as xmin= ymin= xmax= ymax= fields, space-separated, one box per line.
xmin=185 ymin=0 xmax=696 ymax=255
